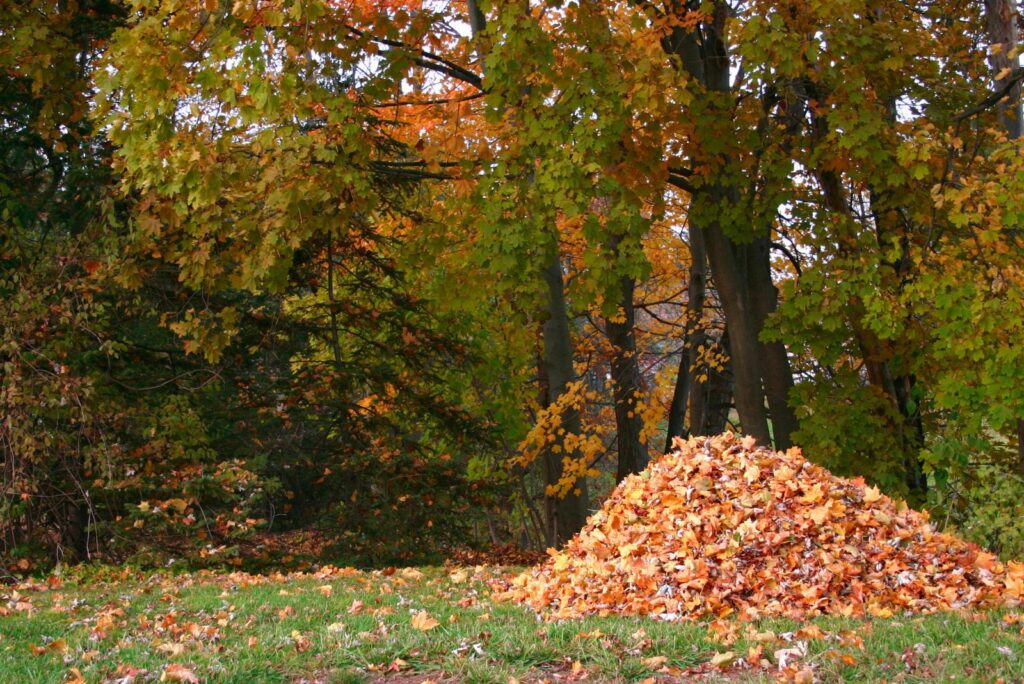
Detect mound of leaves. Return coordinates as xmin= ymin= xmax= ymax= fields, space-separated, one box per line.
xmin=505 ymin=433 xmax=1024 ymax=620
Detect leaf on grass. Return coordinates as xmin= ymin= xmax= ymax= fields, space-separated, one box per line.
xmin=28 ymin=638 xmax=67 ymax=656
xmin=160 ymin=664 xmax=199 ymax=683
xmin=642 ymin=655 xmax=667 ymax=669
xmin=157 ymin=642 xmax=186 ymax=657
xmin=411 ymin=610 xmax=439 ymax=631
xmin=291 ymin=630 xmax=311 ymax=652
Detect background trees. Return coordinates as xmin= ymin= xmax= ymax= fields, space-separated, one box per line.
xmin=3 ymin=0 xmax=1024 ymax=568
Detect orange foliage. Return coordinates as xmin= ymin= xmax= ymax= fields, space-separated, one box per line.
xmin=501 ymin=433 xmax=1024 ymax=620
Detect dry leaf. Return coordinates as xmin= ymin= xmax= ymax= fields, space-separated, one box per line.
xmin=291 ymin=630 xmax=310 ymax=652
xmin=500 ymin=433 xmax=1022 ymax=621
xmin=160 ymin=664 xmax=200 ymax=683
xmin=642 ymin=655 xmax=668 ymax=669
xmin=411 ymin=610 xmax=439 ymax=631
xmin=157 ymin=642 xmax=186 ymax=657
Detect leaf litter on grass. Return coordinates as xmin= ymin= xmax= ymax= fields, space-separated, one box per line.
xmin=501 ymin=433 xmax=1024 ymax=622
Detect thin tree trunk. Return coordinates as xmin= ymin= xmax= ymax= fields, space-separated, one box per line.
xmin=1017 ymin=419 xmax=1024 ymax=477
xmin=665 ymin=347 xmax=691 ymax=451
xmin=606 ymin=271 xmax=649 ymax=480
xmin=703 ymin=328 xmax=734 ymax=436
xmin=665 ymin=225 xmax=707 ymax=451
xmin=325 ymin=240 xmax=342 ymax=369
xmin=468 ymin=0 xmax=588 ymax=544
xmin=541 ymin=256 xmax=590 ymax=544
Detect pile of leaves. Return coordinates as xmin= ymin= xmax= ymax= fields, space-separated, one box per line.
xmin=504 ymin=433 xmax=1024 ymax=620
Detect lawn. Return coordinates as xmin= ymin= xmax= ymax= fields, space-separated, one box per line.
xmin=2 ymin=565 xmax=1023 ymax=683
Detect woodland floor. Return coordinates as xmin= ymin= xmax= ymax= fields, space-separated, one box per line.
xmin=2 ymin=564 xmax=1024 ymax=683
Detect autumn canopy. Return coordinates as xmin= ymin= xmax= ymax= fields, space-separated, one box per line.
xmin=506 ymin=433 xmax=1024 ymax=620
xmin=5 ymin=0 xmax=1024 ymax=573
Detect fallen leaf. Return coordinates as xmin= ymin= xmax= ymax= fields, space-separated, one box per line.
xmin=291 ymin=630 xmax=310 ymax=652
xmin=710 ymin=650 xmax=736 ymax=668
xmin=411 ymin=610 xmax=439 ymax=631
xmin=160 ymin=664 xmax=199 ymax=683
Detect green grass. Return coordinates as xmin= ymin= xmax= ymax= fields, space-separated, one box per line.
xmin=2 ymin=565 xmax=1023 ymax=682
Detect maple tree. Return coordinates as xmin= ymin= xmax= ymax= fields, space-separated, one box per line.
xmin=4 ymin=0 xmax=1024 ymax=568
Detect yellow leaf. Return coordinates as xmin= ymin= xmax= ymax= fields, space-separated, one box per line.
xmin=642 ymin=655 xmax=667 ymax=669
xmin=165 ymin=498 xmax=188 ymax=514
xmin=863 ymin=486 xmax=882 ymax=503
xmin=411 ymin=610 xmax=439 ymax=631
xmin=710 ymin=650 xmax=736 ymax=668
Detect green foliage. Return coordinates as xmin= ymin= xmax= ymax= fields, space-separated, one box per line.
xmin=5 ymin=0 xmax=1024 ymax=572
xmin=789 ymin=370 xmax=911 ymax=494
xmin=924 ymin=438 xmax=1024 ymax=560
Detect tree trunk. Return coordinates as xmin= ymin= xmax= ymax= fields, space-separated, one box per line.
xmin=983 ymin=0 xmax=1024 ymax=472
xmin=541 ymin=256 xmax=590 ymax=545
xmin=659 ymin=5 xmax=774 ymax=445
xmin=606 ymin=272 xmax=650 ymax=480
xmin=665 ymin=225 xmax=707 ymax=451
xmin=1017 ymin=419 xmax=1024 ymax=477
xmin=468 ymin=0 xmax=588 ymax=544
xmin=985 ymin=0 xmax=1023 ymax=139
xmin=703 ymin=328 xmax=735 ymax=436
xmin=701 ymin=218 xmax=771 ymax=443
xmin=746 ymin=237 xmax=799 ymax=449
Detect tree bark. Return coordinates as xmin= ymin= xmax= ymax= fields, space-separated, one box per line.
xmin=658 ymin=4 xmax=780 ymax=445
xmin=605 ymin=271 xmax=649 ymax=480
xmin=982 ymin=0 xmax=1024 ymax=471
xmin=746 ymin=237 xmax=798 ymax=449
xmin=703 ymin=328 xmax=734 ymax=436
xmin=665 ymin=225 xmax=707 ymax=451
xmin=541 ymin=256 xmax=590 ymax=544
xmin=468 ymin=0 xmax=588 ymax=544
xmin=985 ymin=0 xmax=1023 ymax=139
xmin=701 ymin=216 xmax=771 ymax=443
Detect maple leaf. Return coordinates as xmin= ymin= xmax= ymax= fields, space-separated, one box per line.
xmin=710 ymin=650 xmax=736 ymax=668
xmin=160 ymin=664 xmax=200 ymax=683
xmin=411 ymin=610 xmax=440 ymax=631
xmin=500 ymin=433 xmax=1023 ymax=621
